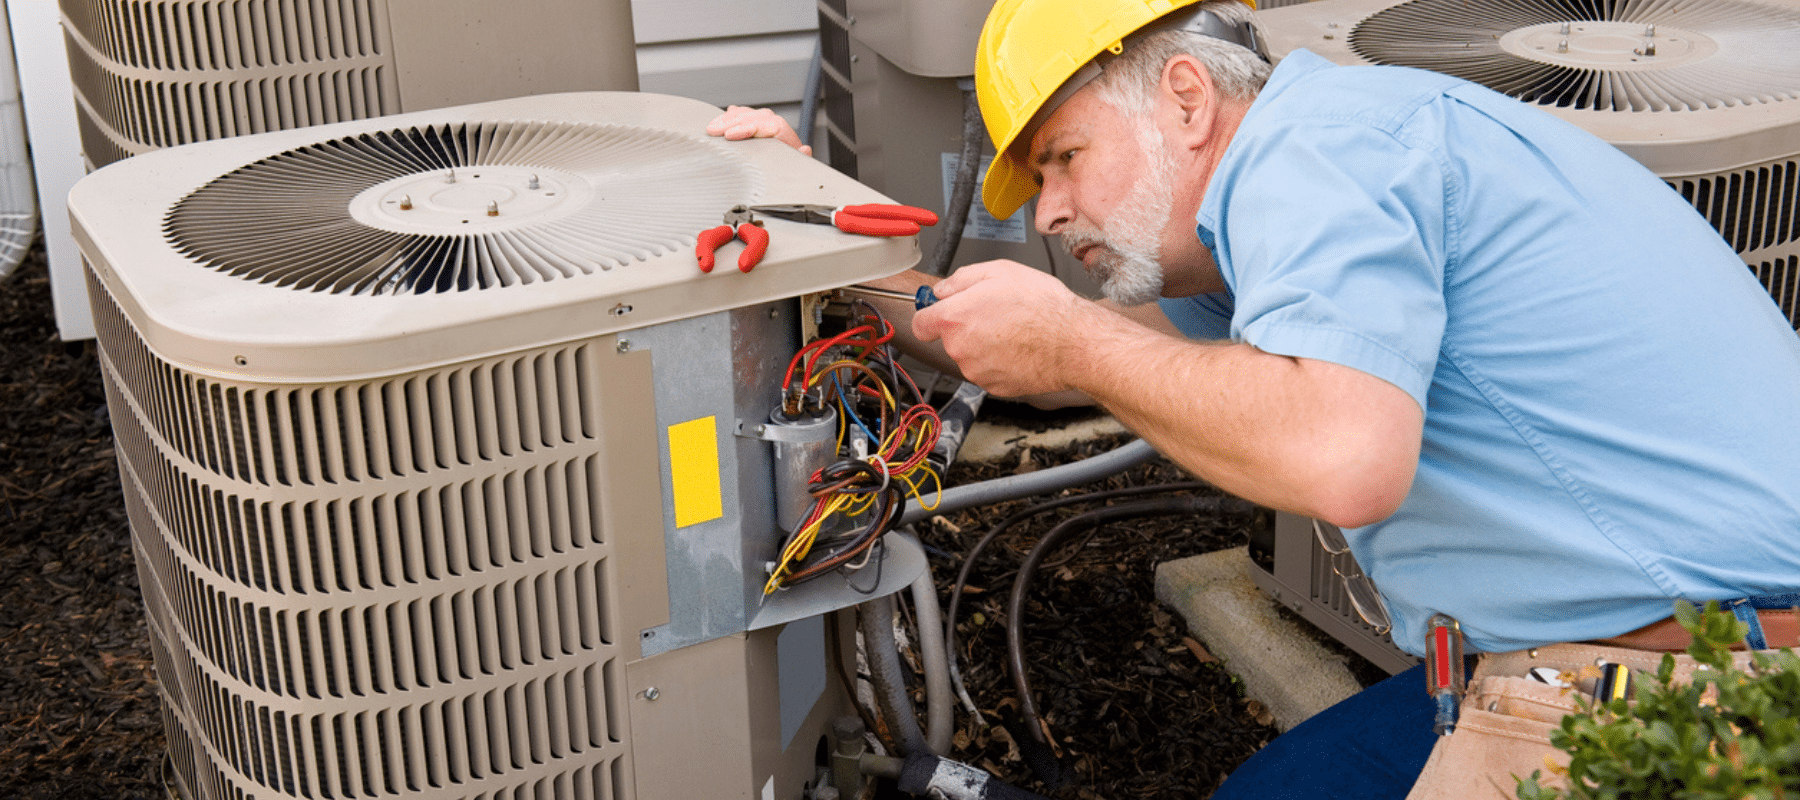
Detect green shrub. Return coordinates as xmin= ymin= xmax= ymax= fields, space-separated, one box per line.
xmin=1516 ymin=600 xmax=1800 ymax=800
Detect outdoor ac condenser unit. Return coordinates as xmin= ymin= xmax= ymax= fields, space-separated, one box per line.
xmin=1251 ymin=0 xmax=1800 ymax=674
xmin=58 ymin=0 xmax=641 ymax=168
xmin=71 ymin=91 xmax=925 ymax=800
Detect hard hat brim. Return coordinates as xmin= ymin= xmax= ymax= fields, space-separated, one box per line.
xmin=981 ymin=148 xmax=1036 ymax=221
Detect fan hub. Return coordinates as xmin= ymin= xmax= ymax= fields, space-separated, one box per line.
xmin=1499 ymin=21 xmax=1715 ymax=71
xmin=350 ymin=166 xmax=591 ymax=234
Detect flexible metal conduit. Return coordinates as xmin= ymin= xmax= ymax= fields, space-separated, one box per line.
xmin=927 ymin=80 xmax=984 ymax=278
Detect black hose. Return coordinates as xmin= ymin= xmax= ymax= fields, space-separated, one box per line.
xmin=926 ymin=84 xmax=983 ymax=278
xmin=945 ymin=483 xmax=1211 ymax=680
xmin=1005 ymin=495 xmax=1254 ymax=751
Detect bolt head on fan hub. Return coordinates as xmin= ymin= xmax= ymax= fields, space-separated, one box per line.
xmin=1499 ymin=21 xmax=1716 ymax=70
xmin=350 ymin=166 xmax=590 ymax=233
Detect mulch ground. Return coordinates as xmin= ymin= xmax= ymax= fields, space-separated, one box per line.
xmin=0 ymin=235 xmax=1375 ymax=799
xmin=1 ymin=242 xmax=166 ymax=798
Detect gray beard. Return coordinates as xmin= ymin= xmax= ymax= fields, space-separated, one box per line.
xmin=1062 ymin=132 xmax=1178 ymax=307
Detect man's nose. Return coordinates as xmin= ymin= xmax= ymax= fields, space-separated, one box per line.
xmin=1034 ymin=181 xmax=1071 ymax=236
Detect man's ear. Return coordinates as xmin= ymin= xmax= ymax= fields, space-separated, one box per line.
xmin=1161 ymin=54 xmax=1216 ymax=147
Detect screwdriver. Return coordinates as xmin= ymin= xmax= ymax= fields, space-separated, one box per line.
xmin=1425 ymin=614 xmax=1465 ymax=736
xmin=839 ymin=284 xmax=939 ymax=310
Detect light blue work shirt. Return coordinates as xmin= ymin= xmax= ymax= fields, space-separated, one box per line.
xmin=1160 ymin=49 xmax=1800 ymax=655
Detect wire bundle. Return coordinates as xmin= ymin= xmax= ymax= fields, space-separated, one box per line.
xmin=765 ymin=305 xmax=944 ymax=595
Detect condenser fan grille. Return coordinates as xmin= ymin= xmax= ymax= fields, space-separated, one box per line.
xmin=1349 ymin=0 xmax=1800 ymax=111
xmin=164 ymin=120 xmax=760 ymax=294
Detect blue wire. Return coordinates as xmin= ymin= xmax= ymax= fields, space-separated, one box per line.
xmin=835 ymin=373 xmax=881 ymax=448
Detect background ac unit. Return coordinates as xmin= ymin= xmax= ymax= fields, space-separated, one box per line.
xmin=58 ymin=0 xmax=641 ymax=169
xmin=71 ymin=90 xmax=925 ymax=800
xmin=1260 ymin=0 xmax=1800 ymax=328
xmin=38 ymin=0 xmax=642 ymax=342
xmin=1252 ymin=0 xmax=1800 ymax=674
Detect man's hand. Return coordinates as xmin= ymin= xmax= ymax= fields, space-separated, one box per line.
xmin=705 ymin=106 xmax=812 ymax=156
xmin=911 ymin=260 xmax=1101 ymax=398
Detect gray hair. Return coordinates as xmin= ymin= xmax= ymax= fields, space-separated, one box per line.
xmin=1089 ymin=1 xmax=1273 ymax=120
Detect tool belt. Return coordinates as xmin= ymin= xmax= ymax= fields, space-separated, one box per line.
xmin=1403 ymin=640 xmax=1778 ymax=800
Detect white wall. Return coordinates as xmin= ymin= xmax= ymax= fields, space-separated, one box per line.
xmin=631 ymin=0 xmax=819 ymax=129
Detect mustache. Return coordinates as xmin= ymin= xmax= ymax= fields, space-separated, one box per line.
xmin=1059 ymin=228 xmax=1105 ymax=258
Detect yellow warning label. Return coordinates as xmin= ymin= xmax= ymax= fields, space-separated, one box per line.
xmin=668 ymin=416 xmax=724 ymax=527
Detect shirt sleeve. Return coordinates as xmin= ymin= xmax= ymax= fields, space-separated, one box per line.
xmin=1210 ymin=118 xmax=1452 ymax=409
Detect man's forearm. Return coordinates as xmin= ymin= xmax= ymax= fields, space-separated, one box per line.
xmin=1054 ymin=307 xmax=1422 ymax=526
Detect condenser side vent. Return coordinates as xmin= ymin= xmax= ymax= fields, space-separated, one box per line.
xmin=1672 ymin=159 xmax=1799 ymax=258
xmin=1753 ymin=255 xmax=1800 ymax=328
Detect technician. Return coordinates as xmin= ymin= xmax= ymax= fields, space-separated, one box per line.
xmin=710 ymin=0 xmax=1800 ymax=795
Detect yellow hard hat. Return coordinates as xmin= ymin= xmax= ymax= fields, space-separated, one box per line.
xmin=974 ymin=0 xmax=1259 ymax=220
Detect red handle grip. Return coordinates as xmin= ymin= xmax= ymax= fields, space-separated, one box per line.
xmin=695 ymin=225 xmax=734 ymax=272
xmin=835 ymin=214 xmax=923 ymax=237
xmin=841 ymin=204 xmax=939 ymax=227
xmin=736 ymin=225 xmax=769 ymax=272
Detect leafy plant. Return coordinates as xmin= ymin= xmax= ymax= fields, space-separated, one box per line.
xmin=1517 ymin=600 xmax=1800 ymax=800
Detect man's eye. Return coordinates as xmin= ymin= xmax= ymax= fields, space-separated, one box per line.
xmin=1058 ymin=149 xmax=1077 ymax=163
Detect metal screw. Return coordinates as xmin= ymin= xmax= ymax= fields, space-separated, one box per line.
xmin=1528 ymin=648 xmax=1539 ymax=658
xmin=1557 ymin=39 xmax=1569 ymax=53
xmin=1645 ymin=23 xmax=1656 ymax=36
xmin=487 ymin=201 xmax=499 ymax=217
xmin=644 ymin=687 xmax=660 ymax=701
xmin=529 ymin=174 xmax=541 ymax=190
xmin=445 ymin=170 xmax=456 ymax=184
xmin=1639 ymin=38 xmax=1656 ymax=56
xmin=1559 ymin=21 xmax=1570 ymax=34
xmin=399 ymin=195 xmax=413 ymax=210
xmin=617 ymin=339 xmax=632 ymax=353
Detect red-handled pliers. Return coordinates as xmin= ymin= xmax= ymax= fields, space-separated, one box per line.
xmin=749 ymin=203 xmax=940 ymax=237
xmin=697 ymin=205 xmax=770 ymax=273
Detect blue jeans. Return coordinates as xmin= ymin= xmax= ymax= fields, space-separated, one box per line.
xmin=1729 ymin=591 xmax=1800 ymax=649
xmin=1210 ymin=663 xmax=1439 ymax=800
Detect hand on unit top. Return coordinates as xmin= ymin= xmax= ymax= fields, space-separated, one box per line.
xmin=705 ymin=105 xmax=812 ymax=156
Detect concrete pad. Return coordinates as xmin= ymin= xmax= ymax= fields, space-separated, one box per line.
xmin=1155 ymin=546 xmax=1363 ymax=731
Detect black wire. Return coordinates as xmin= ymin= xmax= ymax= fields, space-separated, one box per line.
xmin=1005 ymin=495 xmax=1254 ymax=747
xmin=945 ymin=483 xmax=1212 ymax=669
